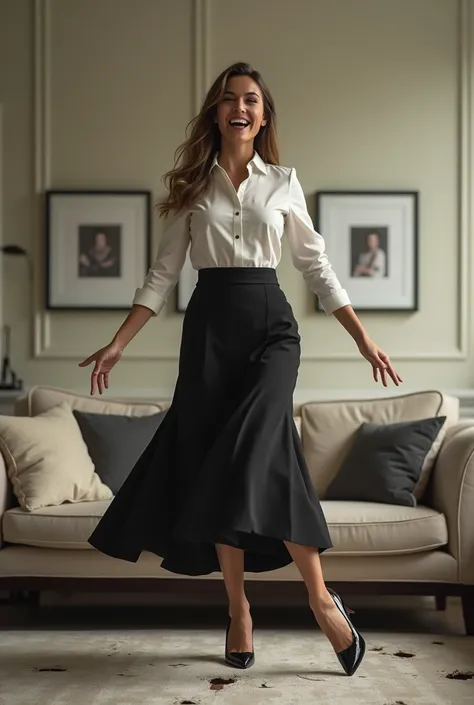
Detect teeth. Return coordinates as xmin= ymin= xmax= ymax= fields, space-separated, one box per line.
xmin=230 ymin=120 xmax=249 ymax=127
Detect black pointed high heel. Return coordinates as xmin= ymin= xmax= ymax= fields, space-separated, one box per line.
xmin=327 ymin=588 xmax=366 ymax=676
xmin=225 ymin=615 xmax=255 ymax=669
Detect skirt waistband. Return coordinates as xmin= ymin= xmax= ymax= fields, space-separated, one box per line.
xmin=197 ymin=267 xmax=279 ymax=286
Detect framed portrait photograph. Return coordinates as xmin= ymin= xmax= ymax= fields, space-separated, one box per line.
xmin=45 ymin=190 xmax=151 ymax=310
xmin=176 ymin=251 xmax=198 ymax=312
xmin=315 ymin=191 xmax=418 ymax=312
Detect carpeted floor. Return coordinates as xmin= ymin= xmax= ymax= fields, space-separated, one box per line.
xmin=0 ymin=598 xmax=472 ymax=704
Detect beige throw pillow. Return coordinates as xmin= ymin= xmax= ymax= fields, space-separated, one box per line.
xmin=0 ymin=402 xmax=113 ymax=512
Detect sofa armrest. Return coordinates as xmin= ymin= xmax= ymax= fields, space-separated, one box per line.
xmin=431 ymin=421 xmax=474 ymax=584
xmin=0 ymin=449 xmax=10 ymax=549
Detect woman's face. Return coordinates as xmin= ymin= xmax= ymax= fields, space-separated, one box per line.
xmin=94 ymin=232 xmax=108 ymax=250
xmin=367 ymin=233 xmax=379 ymax=250
xmin=215 ymin=75 xmax=266 ymax=147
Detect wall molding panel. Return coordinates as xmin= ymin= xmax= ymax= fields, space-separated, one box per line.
xmin=31 ymin=0 xmax=471 ymax=363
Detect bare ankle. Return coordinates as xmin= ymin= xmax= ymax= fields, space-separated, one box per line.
xmin=310 ymin=590 xmax=334 ymax=614
xmin=229 ymin=599 xmax=251 ymax=618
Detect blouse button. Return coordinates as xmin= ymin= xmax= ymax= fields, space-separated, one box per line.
xmin=235 ymin=235 xmax=240 ymax=239
xmin=235 ymin=211 xmax=240 ymax=216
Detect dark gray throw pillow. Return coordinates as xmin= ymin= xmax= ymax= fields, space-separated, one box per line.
xmin=73 ymin=410 xmax=167 ymax=494
xmin=325 ymin=416 xmax=447 ymax=507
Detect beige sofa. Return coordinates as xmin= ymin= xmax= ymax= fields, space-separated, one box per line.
xmin=0 ymin=385 xmax=473 ymax=634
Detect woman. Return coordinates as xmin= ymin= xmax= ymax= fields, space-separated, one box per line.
xmin=81 ymin=62 xmax=402 ymax=676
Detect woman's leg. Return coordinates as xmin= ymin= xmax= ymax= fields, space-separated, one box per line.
xmin=215 ymin=543 xmax=253 ymax=652
xmin=284 ymin=540 xmax=353 ymax=652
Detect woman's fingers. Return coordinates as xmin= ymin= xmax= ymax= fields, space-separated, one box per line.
xmin=91 ymin=360 xmax=102 ymax=396
xmin=78 ymin=354 xmax=94 ymax=368
xmin=372 ymin=351 xmax=403 ymax=387
xmin=381 ymin=354 xmax=402 ymax=386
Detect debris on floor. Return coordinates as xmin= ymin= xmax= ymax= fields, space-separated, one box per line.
xmin=445 ymin=670 xmax=474 ymax=680
xmin=209 ymin=677 xmax=236 ymax=691
xmin=32 ymin=666 xmax=67 ymax=672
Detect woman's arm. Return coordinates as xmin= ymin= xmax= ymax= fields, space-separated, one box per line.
xmin=332 ymin=304 xmax=402 ymax=387
xmin=112 ymin=304 xmax=155 ymax=351
xmin=78 ymin=210 xmax=191 ymax=395
xmin=285 ymin=168 xmax=350 ymax=315
xmin=112 ymin=210 xmax=191 ymax=348
xmin=284 ymin=170 xmax=402 ymax=387
xmin=133 ymin=210 xmax=191 ymax=316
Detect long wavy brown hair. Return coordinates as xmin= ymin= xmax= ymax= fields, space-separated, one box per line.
xmin=157 ymin=62 xmax=279 ymax=218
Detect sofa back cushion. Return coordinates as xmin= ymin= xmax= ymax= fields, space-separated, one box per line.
xmin=15 ymin=385 xmax=165 ymax=418
xmin=301 ymin=391 xmax=459 ymax=500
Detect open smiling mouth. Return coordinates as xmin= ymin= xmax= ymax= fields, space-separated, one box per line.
xmin=229 ymin=119 xmax=250 ymax=130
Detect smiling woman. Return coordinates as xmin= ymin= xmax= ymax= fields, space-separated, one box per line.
xmin=82 ymin=61 xmax=402 ymax=677
xmin=156 ymin=62 xmax=279 ymax=216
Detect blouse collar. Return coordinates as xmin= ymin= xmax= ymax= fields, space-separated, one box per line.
xmin=211 ymin=150 xmax=268 ymax=175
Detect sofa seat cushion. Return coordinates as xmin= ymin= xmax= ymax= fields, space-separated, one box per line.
xmin=322 ymin=501 xmax=448 ymax=555
xmin=2 ymin=499 xmax=447 ymax=556
xmin=3 ymin=500 xmax=111 ymax=549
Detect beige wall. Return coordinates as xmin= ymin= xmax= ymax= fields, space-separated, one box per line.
xmin=0 ymin=0 xmax=473 ymax=398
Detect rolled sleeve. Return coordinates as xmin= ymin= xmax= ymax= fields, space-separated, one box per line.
xmin=132 ymin=210 xmax=191 ymax=316
xmin=285 ymin=168 xmax=350 ymax=315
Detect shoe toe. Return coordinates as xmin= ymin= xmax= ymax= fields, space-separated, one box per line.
xmin=225 ymin=651 xmax=255 ymax=669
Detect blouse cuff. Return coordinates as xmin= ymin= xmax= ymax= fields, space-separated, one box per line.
xmin=132 ymin=287 xmax=167 ymax=316
xmin=319 ymin=288 xmax=351 ymax=315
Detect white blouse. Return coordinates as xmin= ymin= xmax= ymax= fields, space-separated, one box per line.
xmin=133 ymin=151 xmax=351 ymax=316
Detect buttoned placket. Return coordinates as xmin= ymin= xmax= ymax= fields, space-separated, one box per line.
xmin=217 ymin=165 xmax=251 ymax=267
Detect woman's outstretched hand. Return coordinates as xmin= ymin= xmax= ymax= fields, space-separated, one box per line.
xmin=78 ymin=341 xmax=123 ymax=395
xmin=357 ymin=337 xmax=403 ymax=387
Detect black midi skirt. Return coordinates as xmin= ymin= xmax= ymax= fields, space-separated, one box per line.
xmin=88 ymin=267 xmax=333 ymax=575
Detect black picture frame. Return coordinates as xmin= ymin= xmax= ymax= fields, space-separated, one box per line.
xmin=315 ymin=190 xmax=419 ymax=313
xmin=45 ymin=190 xmax=151 ymax=311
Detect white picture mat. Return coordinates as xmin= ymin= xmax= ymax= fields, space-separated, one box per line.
xmin=318 ymin=194 xmax=416 ymax=309
xmin=48 ymin=194 xmax=148 ymax=307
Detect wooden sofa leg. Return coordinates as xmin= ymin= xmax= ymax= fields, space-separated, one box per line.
xmin=435 ymin=595 xmax=447 ymax=611
xmin=461 ymin=586 xmax=474 ymax=636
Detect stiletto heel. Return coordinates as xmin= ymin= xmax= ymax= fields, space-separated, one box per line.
xmin=225 ymin=615 xmax=255 ymax=669
xmin=327 ymin=588 xmax=365 ymax=676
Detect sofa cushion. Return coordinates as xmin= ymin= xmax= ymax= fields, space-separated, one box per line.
xmin=301 ymin=391 xmax=458 ymax=500
xmin=325 ymin=416 xmax=447 ymax=507
xmin=322 ymin=501 xmax=448 ymax=554
xmin=2 ymin=498 xmax=447 ymax=556
xmin=0 ymin=403 xmax=113 ymax=511
xmin=73 ymin=409 xmax=167 ymax=494
xmin=0 ymin=544 xmax=458 ymax=582
xmin=19 ymin=385 xmax=165 ymax=418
